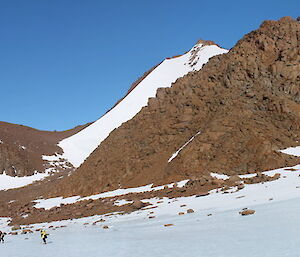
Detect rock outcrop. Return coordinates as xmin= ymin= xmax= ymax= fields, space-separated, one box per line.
xmin=52 ymin=17 xmax=300 ymax=197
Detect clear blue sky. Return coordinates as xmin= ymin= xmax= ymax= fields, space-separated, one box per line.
xmin=0 ymin=0 xmax=299 ymax=131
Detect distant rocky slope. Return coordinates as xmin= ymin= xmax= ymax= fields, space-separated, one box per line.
xmin=54 ymin=16 xmax=300 ymax=197
xmin=0 ymin=122 xmax=90 ymax=176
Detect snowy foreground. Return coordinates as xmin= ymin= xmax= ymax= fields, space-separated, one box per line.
xmin=1 ymin=198 xmax=300 ymax=257
xmin=2 ymin=147 xmax=300 ymax=256
xmin=2 ymin=164 xmax=300 ymax=256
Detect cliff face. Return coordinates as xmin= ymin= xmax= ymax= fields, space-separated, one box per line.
xmin=53 ymin=17 xmax=300 ymax=197
xmin=0 ymin=122 xmax=89 ymax=176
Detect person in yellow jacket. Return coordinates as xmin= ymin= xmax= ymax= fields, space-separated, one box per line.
xmin=40 ymin=230 xmax=49 ymax=244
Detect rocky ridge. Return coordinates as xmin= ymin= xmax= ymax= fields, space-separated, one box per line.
xmin=53 ymin=16 xmax=300 ymax=197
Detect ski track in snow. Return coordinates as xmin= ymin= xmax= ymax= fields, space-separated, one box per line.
xmin=52 ymin=44 xmax=228 ymax=167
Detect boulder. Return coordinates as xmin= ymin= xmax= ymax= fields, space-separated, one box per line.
xmin=227 ymin=175 xmax=241 ymax=184
xmin=237 ymin=184 xmax=245 ymax=190
xmin=187 ymin=209 xmax=195 ymax=214
xmin=11 ymin=226 xmax=21 ymax=231
xmin=195 ymin=192 xmax=209 ymax=197
xmin=239 ymin=209 xmax=255 ymax=216
xmin=131 ymin=200 xmax=146 ymax=210
xmin=21 ymin=229 xmax=33 ymax=234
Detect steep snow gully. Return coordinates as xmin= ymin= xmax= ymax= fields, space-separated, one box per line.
xmin=56 ymin=43 xmax=228 ymax=167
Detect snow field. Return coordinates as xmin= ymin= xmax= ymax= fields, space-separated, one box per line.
xmin=2 ymin=194 xmax=300 ymax=257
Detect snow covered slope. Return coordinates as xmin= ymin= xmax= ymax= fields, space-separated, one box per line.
xmin=3 ymin=164 xmax=300 ymax=257
xmin=58 ymin=42 xmax=228 ymax=167
xmin=0 ymin=172 xmax=48 ymax=191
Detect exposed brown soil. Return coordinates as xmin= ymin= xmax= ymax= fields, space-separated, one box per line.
xmin=51 ymin=16 xmax=300 ymax=197
xmin=0 ymin=121 xmax=90 ymax=176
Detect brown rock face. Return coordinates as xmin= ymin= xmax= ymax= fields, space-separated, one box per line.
xmin=54 ymin=17 xmax=300 ymax=197
xmin=0 ymin=122 xmax=90 ymax=176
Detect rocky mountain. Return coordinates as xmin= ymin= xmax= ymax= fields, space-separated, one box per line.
xmin=52 ymin=16 xmax=300 ymax=197
xmin=0 ymin=16 xmax=300 ymax=227
xmin=0 ymin=122 xmax=89 ymax=176
xmin=54 ymin=41 xmax=228 ymax=168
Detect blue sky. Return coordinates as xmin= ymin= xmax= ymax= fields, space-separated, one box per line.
xmin=0 ymin=0 xmax=299 ymax=131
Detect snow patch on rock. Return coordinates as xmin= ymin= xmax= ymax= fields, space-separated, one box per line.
xmin=168 ymin=131 xmax=201 ymax=162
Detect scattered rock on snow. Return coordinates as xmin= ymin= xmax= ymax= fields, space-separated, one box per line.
xmin=237 ymin=184 xmax=245 ymax=190
xmin=187 ymin=209 xmax=194 ymax=214
xmin=239 ymin=209 xmax=255 ymax=216
xmin=11 ymin=226 xmax=21 ymax=231
xmin=195 ymin=192 xmax=209 ymax=197
xmin=92 ymin=219 xmax=105 ymax=225
xmin=21 ymin=229 xmax=33 ymax=234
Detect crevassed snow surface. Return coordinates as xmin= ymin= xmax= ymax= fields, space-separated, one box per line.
xmin=57 ymin=44 xmax=228 ymax=167
xmin=0 ymin=172 xmax=48 ymax=191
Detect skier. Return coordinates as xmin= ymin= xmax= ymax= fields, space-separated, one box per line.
xmin=0 ymin=231 xmax=5 ymax=243
xmin=40 ymin=230 xmax=49 ymax=244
